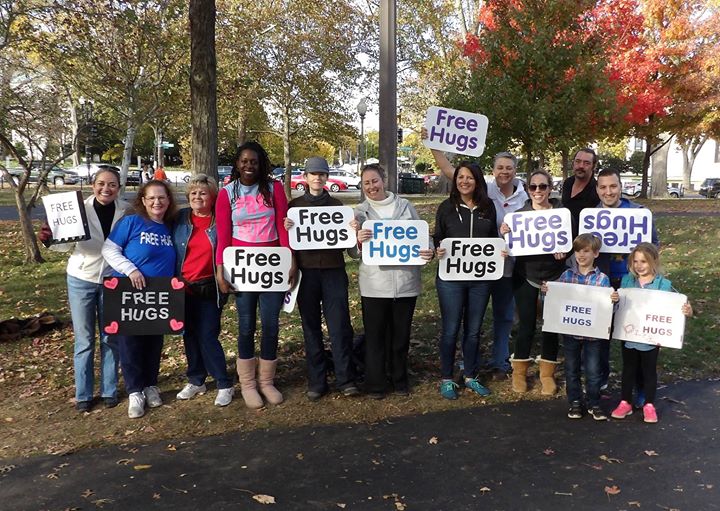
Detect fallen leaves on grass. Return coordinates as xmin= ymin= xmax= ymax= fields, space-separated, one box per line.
xmin=133 ymin=464 xmax=152 ymax=470
xmin=644 ymin=450 xmax=658 ymax=456
xmin=428 ymin=436 xmax=438 ymax=444
xmin=80 ymin=489 xmax=94 ymax=498
xmin=599 ymin=454 xmax=622 ymax=464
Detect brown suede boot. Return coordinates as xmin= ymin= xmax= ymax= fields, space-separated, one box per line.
xmin=538 ymin=359 xmax=559 ymax=396
xmin=258 ymin=358 xmax=284 ymax=405
xmin=510 ymin=358 xmax=531 ymax=393
xmin=236 ymin=358 xmax=263 ymax=409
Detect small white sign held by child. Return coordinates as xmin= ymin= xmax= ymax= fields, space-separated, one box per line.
xmin=422 ymin=106 xmax=489 ymax=157
xmin=42 ymin=191 xmax=90 ymax=245
xmin=579 ymin=208 xmax=653 ymax=253
xmin=222 ymin=247 xmax=292 ymax=292
xmin=438 ymin=238 xmax=505 ymax=281
xmin=542 ymin=282 xmax=614 ymax=339
xmin=612 ymin=288 xmax=687 ymax=349
xmin=361 ymin=220 xmax=430 ymax=266
xmin=503 ymin=209 xmax=573 ymax=256
xmin=287 ymin=206 xmax=357 ymax=250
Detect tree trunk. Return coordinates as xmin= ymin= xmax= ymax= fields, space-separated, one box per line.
xmin=640 ymin=136 xmax=652 ymax=199
xmin=14 ymin=188 xmax=43 ymax=263
xmin=120 ymin=121 xmax=137 ymax=190
xmin=282 ymin=106 xmax=292 ymax=199
xmin=236 ymin=101 xmax=247 ymax=147
xmin=650 ymin=137 xmax=670 ymax=198
xmin=681 ymin=137 xmax=706 ymax=191
xmin=68 ymin=95 xmax=80 ymax=167
xmin=190 ymin=0 xmax=218 ymax=180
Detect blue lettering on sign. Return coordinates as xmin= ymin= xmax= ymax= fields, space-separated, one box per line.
xmin=582 ymin=210 xmax=650 ymax=249
xmin=507 ymin=213 xmax=568 ymax=253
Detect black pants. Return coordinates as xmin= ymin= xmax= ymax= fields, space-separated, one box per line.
xmin=512 ymin=276 xmax=558 ymax=360
xmin=298 ymin=268 xmax=355 ymax=393
xmin=621 ymin=346 xmax=658 ymax=404
xmin=361 ymin=296 xmax=417 ymax=394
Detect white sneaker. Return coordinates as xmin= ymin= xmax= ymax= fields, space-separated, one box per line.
xmin=176 ymin=383 xmax=207 ymax=400
xmin=128 ymin=392 xmax=145 ymax=419
xmin=143 ymin=386 xmax=163 ymax=408
xmin=214 ymin=387 xmax=234 ymax=407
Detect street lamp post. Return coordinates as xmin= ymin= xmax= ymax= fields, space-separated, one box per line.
xmin=357 ymin=97 xmax=367 ymax=173
xmin=79 ymin=96 xmax=94 ymax=185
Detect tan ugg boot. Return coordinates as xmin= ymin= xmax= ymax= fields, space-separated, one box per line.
xmin=510 ymin=358 xmax=531 ymax=393
xmin=538 ymin=359 xmax=559 ymax=396
xmin=236 ymin=358 xmax=263 ymax=409
xmin=258 ymin=358 xmax=284 ymax=405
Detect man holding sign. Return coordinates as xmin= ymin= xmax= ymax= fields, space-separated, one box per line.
xmin=284 ymin=157 xmax=359 ymax=401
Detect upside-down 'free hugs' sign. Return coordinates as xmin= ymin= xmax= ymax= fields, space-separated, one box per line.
xmin=503 ymin=208 xmax=573 ymax=256
xmin=438 ymin=238 xmax=505 ymax=281
xmin=222 ymin=247 xmax=292 ymax=292
xmin=102 ymin=277 xmax=185 ymax=336
xmin=361 ymin=220 xmax=430 ymax=266
xmin=579 ymin=208 xmax=653 ymax=253
xmin=422 ymin=106 xmax=488 ymax=157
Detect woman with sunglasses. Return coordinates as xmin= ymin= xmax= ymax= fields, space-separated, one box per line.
xmin=500 ymin=169 xmax=568 ymax=395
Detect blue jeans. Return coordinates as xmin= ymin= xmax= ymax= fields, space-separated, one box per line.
xmin=297 ymin=268 xmax=355 ymax=392
xmin=183 ymin=292 xmax=232 ymax=389
xmin=489 ymin=276 xmax=514 ymax=372
xmin=436 ymin=277 xmax=492 ymax=379
xmin=235 ymin=291 xmax=285 ymax=360
xmin=67 ymin=274 xmax=119 ymax=401
xmin=564 ymin=336 xmax=602 ymax=407
xmin=117 ymin=335 xmax=164 ymax=394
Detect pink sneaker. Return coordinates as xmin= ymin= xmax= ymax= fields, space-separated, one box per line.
xmin=611 ymin=400 xmax=633 ymax=419
xmin=643 ymin=403 xmax=658 ymax=423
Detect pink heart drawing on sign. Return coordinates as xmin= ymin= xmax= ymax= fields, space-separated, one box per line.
xmin=104 ymin=321 xmax=119 ymax=334
xmin=171 ymin=277 xmax=185 ymax=290
xmin=104 ymin=277 xmax=119 ymax=290
xmin=170 ymin=319 xmax=184 ymax=331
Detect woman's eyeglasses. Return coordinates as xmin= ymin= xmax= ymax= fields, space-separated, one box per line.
xmin=528 ymin=183 xmax=549 ymax=191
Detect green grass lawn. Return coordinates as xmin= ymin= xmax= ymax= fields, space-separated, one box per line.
xmin=0 ymin=196 xmax=718 ymax=458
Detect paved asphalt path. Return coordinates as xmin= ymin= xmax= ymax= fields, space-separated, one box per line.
xmin=0 ymin=379 xmax=717 ymax=510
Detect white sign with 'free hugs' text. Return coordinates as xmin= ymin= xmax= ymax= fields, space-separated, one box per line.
xmin=579 ymin=208 xmax=653 ymax=253
xmin=361 ymin=220 xmax=430 ymax=266
xmin=222 ymin=247 xmax=292 ymax=292
xmin=438 ymin=238 xmax=505 ymax=281
xmin=503 ymin=208 xmax=573 ymax=256
xmin=287 ymin=206 xmax=357 ymax=250
xmin=612 ymin=287 xmax=687 ymax=349
xmin=542 ymin=281 xmax=614 ymax=339
xmin=422 ymin=106 xmax=489 ymax=157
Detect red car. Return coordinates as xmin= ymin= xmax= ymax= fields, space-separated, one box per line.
xmin=291 ymin=174 xmax=348 ymax=192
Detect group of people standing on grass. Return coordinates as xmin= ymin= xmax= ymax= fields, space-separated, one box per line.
xmin=43 ymin=138 xmax=691 ymax=424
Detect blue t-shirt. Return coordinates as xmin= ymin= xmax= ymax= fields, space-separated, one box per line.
xmin=108 ymin=214 xmax=176 ymax=277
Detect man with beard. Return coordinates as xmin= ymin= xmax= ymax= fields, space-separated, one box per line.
xmin=562 ymin=148 xmax=600 ymax=238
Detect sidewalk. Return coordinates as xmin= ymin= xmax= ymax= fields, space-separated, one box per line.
xmin=1 ymin=379 xmax=717 ymax=510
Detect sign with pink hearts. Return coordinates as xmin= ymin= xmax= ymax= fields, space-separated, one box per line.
xmin=102 ymin=277 xmax=185 ymax=335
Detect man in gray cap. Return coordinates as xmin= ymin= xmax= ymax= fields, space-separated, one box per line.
xmin=283 ymin=157 xmax=360 ymax=400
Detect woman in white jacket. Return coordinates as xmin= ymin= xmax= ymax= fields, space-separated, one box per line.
xmin=39 ymin=168 xmax=129 ymax=412
xmin=351 ymin=164 xmax=433 ymax=399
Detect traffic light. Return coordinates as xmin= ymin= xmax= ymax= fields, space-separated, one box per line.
xmin=397 ymin=128 xmax=403 ymax=144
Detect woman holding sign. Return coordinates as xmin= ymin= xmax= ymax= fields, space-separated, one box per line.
xmin=351 ymin=163 xmax=434 ymax=399
xmin=102 ymin=180 xmax=177 ymax=418
xmin=172 ymin=174 xmax=234 ymax=407
xmin=215 ymin=141 xmax=295 ymax=409
xmin=284 ymin=157 xmax=359 ymax=401
xmin=500 ymin=169 xmax=568 ymax=395
xmin=433 ymin=162 xmax=499 ymax=400
xmin=39 ymin=167 xmax=129 ymax=412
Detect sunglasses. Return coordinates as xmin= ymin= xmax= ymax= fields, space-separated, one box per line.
xmin=528 ymin=183 xmax=549 ymax=191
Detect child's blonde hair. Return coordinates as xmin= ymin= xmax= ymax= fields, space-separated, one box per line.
xmin=627 ymin=242 xmax=660 ymax=278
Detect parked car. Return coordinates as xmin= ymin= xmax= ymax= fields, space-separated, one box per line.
xmin=699 ymin=177 xmax=720 ymax=198
xmin=217 ymin=165 xmax=233 ymax=185
xmin=8 ymin=165 xmax=80 ymax=186
xmin=291 ymin=173 xmax=348 ymax=192
xmin=329 ymin=168 xmax=361 ymax=189
xmin=272 ymin=167 xmax=286 ymax=180
xmin=623 ymin=181 xmax=684 ymax=198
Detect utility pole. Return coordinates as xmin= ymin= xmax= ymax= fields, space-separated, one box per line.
xmin=379 ymin=0 xmax=397 ymax=192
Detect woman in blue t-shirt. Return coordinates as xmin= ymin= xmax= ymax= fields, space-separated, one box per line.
xmin=102 ymin=180 xmax=177 ymax=419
